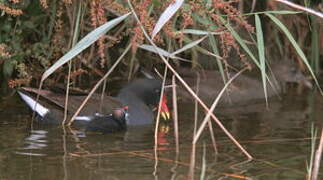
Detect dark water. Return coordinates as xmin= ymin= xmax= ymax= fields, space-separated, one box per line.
xmin=0 ymin=88 xmax=322 ymax=180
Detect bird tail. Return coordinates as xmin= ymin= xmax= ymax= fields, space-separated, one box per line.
xmin=17 ymin=91 xmax=49 ymax=118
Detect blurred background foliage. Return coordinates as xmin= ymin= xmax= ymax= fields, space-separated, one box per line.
xmin=0 ymin=0 xmax=322 ymax=90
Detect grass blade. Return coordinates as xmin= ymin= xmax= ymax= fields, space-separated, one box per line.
xmin=219 ymin=16 xmax=259 ymax=67
xmin=41 ymin=12 xmax=131 ymax=82
xmin=139 ymin=44 xmax=177 ymax=58
xmin=171 ymin=36 xmax=207 ymax=55
xmin=255 ymin=14 xmax=268 ymax=106
xmin=151 ymin=0 xmax=184 ymax=39
xmin=175 ymin=29 xmax=224 ymax=35
xmin=266 ymin=13 xmax=322 ymax=94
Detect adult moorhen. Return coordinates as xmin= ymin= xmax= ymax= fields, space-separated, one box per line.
xmin=177 ymin=60 xmax=312 ymax=106
xmin=18 ymin=78 xmax=170 ymax=132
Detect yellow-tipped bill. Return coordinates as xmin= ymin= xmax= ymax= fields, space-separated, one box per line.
xmin=160 ymin=94 xmax=170 ymax=120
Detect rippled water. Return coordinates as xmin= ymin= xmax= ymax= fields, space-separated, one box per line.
xmin=0 ymin=87 xmax=322 ymax=180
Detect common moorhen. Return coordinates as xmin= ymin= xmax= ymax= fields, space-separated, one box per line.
xmin=18 ymin=78 xmax=170 ymax=132
xmin=177 ymin=60 xmax=312 ymax=105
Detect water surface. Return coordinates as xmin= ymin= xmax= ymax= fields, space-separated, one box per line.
xmin=0 ymin=88 xmax=322 ymax=180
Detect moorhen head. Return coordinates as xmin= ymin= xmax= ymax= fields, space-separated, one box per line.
xmin=116 ymin=79 xmax=169 ymax=125
xmin=18 ymin=78 xmax=170 ymax=132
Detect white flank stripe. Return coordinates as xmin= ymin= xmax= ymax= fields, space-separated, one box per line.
xmin=75 ymin=116 xmax=93 ymax=121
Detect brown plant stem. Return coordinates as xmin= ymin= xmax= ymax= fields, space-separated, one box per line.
xmin=68 ymin=43 xmax=131 ymax=126
xmin=275 ymin=0 xmax=323 ymax=19
xmin=311 ymin=128 xmax=323 ymax=180
xmin=127 ymin=0 xmax=252 ymax=160
xmin=172 ymin=75 xmax=179 ymax=154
